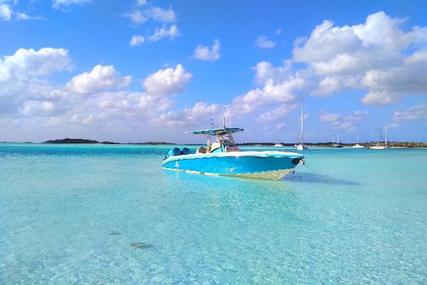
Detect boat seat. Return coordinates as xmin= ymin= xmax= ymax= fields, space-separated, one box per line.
xmin=197 ymin=146 xmax=207 ymax=154
xmin=225 ymin=145 xmax=239 ymax=152
xmin=209 ymin=142 xmax=221 ymax=153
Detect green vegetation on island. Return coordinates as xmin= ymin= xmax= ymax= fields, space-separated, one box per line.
xmin=43 ymin=138 xmax=174 ymax=145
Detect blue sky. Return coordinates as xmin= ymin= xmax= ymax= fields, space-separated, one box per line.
xmin=1 ymin=0 xmax=427 ymax=143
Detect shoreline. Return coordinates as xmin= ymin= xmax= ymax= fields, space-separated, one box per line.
xmin=1 ymin=139 xmax=427 ymax=149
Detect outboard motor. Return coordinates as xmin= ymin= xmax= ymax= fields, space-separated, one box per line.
xmin=167 ymin=147 xmax=181 ymax=158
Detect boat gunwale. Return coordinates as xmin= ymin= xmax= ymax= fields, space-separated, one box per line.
xmin=162 ymin=150 xmax=303 ymax=164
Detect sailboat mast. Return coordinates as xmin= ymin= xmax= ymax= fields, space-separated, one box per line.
xmin=300 ymin=105 xmax=304 ymax=145
xmin=385 ymin=127 xmax=388 ymax=148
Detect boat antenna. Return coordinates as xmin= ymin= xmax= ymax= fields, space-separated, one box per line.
xmin=223 ymin=106 xmax=226 ymax=128
xmin=209 ymin=110 xmax=215 ymax=129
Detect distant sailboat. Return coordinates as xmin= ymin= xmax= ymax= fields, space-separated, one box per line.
xmin=370 ymin=127 xmax=388 ymax=150
xmin=274 ymin=143 xmax=284 ymax=147
xmin=295 ymin=105 xmax=307 ymax=151
xmin=332 ymin=133 xmax=343 ymax=148
xmin=352 ymin=136 xmax=364 ymax=148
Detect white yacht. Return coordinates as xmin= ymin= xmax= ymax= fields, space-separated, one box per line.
xmin=352 ymin=136 xmax=364 ymax=148
xmin=369 ymin=127 xmax=388 ymax=150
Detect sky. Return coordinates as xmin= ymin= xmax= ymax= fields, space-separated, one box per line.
xmin=1 ymin=0 xmax=427 ymax=143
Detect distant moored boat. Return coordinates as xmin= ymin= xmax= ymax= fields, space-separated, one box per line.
xmin=294 ymin=105 xmax=308 ymax=151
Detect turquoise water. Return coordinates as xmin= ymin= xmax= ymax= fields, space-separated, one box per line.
xmin=1 ymin=144 xmax=426 ymax=284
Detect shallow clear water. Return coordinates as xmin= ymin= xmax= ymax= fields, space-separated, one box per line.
xmin=1 ymin=144 xmax=426 ymax=284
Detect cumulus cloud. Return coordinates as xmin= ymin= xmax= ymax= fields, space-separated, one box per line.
xmin=293 ymin=11 xmax=427 ymax=104
xmin=0 ymin=48 xmax=71 ymax=119
xmin=232 ymin=76 xmax=304 ymax=115
xmin=66 ymin=65 xmax=131 ymax=95
xmin=130 ymin=35 xmax=145 ymax=46
xmin=157 ymin=102 xmax=220 ymax=127
xmin=0 ymin=48 xmax=71 ymax=81
xmin=148 ymin=25 xmax=179 ymax=42
xmin=229 ymin=59 xmax=305 ymax=117
xmin=20 ymin=100 xmax=57 ymax=117
xmin=319 ymin=110 xmax=367 ymax=131
xmin=313 ymin=76 xmax=340 ymax=96
xmin=255 ymin=36 xmax=276 ymax=49
xmin=254 ymin=60 xmax=292 ymax=84
xmin=52 ymin=0 xmax=92 ymax=9
xmin=143 ymin=64 xmax=192 ymax=96
xmin=193 ymin=39 xmax=221 ymax=61
xmin=1 ymin=48 xmax=198 ymax=141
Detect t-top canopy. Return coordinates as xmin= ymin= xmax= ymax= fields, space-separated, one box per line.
xmin=187 ymin=128 xmax=244 ymax=135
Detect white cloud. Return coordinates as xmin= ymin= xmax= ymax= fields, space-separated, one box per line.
xmin=254 ymin=60 xmax=292 ymax=84
xmin=15 ymin=12 xmax=41 ymax=21
xmin=255 ymin=36 xmax=276 ymax=49
xmin=52 ymin=0 xmax=92 ymax=9
xmin=157 ymin=102 xmax=220 ymax=127
xmin=125 ymin=6 xmax=175 ymax=25
xmin=232 ymin=76 xmax=304 ymax=115
xmin=20 ymin=100 xmax=56 ymax=116
xmin=393 ymin=104 xmax=427 ymax=122
xmin=126 ymin=10 xmax=147 ymax=24
xmin=0 ymin=48 xmax=71 ymax=119
xmin=143 ymin=64 xmax=192 ymax=96
xmin=130 ymin=35 xmax=145 ymax=46
xmin=193 ymin=39 xmax=221 ymax=61
xmin=319 ymin=112 xmax=339 ymax=123
xmin=144 ymin=6 xmax=175 ymax=23
xmin=0 ymin=4 xmax=12 ymax=21
xmin=313 ymin=76 xmax=340 ymax=96
xmin=0 ymin=2 xmax=41 ymax=21
xmin=148 ymin=25 xmax=179 ymax=42
xmin=258 ymin=104 xmax=297 ymax=122
xmin=0 ymin=48 xmax=71 ymax=81
xmin=66 ymin=65 xmax=131 ymax=95
xmin=319 ymin=110 xmax=367 ymax=131
xmin=0 ymin=47 xmax=200 ymax=141
xmin=292 ymin=11 xmax=427 ymax=104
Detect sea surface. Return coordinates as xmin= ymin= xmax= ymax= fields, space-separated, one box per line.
xmin=0 ymin=144 xmax=426 ymax=284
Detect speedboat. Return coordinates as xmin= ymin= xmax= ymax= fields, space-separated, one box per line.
xmin=162 ymin=128 xmax=304 ymax=180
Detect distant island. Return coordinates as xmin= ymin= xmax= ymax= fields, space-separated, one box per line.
xmin=44 ymin=138 xmax=99 ymax=144
xmin=43 ymin=138 xmax=174 ymax=145
xmin=39 ymin=138 xmax=427 ymax=148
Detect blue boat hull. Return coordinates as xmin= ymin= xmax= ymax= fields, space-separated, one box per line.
xmin=162 ymin=151 xmax=303 ymax=180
